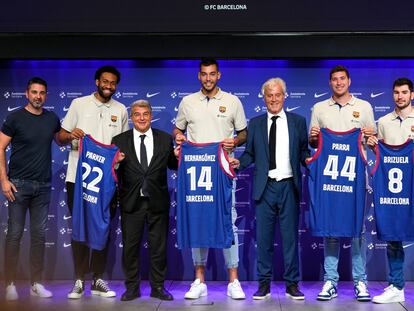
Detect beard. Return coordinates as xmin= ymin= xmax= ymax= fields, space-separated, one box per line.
xmin=97 ymin=86 xmax=115 ymax=100
xmin=396 ymin=100 xmax=411 ymax=110
xmin=29 ymin=100 xmax=44 ymax=109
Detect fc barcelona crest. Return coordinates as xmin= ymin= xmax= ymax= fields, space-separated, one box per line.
xmin=111 ymin=115 xmax=117 ymax=122
xmin=219 ymin=106 xmax=226 ymax=113
xmin=353 ymin=111 xmax=360 ymax=118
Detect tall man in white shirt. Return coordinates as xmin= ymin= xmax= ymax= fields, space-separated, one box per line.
xmin=58 ymin=66 xmax=129 ymax=299
xmin=309 ymin=65 xmax=375 ymax=301
xmin=368 ymin=78 xmax=414 ymax=304
xmin=173 ymin=59 xmax=247 ymax=300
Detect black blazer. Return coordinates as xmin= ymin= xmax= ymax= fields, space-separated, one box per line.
xmin=112 ymin=128 xmax=178 ymax=213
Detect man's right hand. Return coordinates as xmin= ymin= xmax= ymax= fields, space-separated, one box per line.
xmin=175 ymin=133 xmax=186 ymax=145
xmin=309 ymin=126 xmax=320 ymax=147
xmin=70 ymin=128 xmax=85 ymax=141
xmin=228 ymin=158 xmax=240 ymax=169
xmin=1 ymin=179 xmax=17 ymax=202
xmin=367 ymin=136 xmax=379 ymax=148
xmin=309 ymin=126 xmax=320 ymax=139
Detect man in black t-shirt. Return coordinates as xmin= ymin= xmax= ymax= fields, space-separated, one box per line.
xmin=0 ymin=77 xmax=61 ymax=301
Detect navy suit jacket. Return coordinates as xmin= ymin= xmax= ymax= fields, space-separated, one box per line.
xmin=238 ymin=111 xmax=310 ymax=201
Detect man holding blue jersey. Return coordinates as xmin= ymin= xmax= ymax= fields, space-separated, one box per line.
xmin=309 ymin=65 xmax=375 ymax=301
xmin=173 ymin=59 xmax=247 ymax=300
xmin=367 ymin=78 xmax=414 ymax=304
xmin=58 ymin=66 xmax=129 ymax=299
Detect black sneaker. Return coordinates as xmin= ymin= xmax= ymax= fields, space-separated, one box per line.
xmin=68 ymin=279 xmax=84 ymax=299
xmin=286 ymin=284 xmax=305 ymax=300
xmin=91 ymin=278 xmax=116 ymax=298
xmin=253 ymin=282 xmax=271 ymax=300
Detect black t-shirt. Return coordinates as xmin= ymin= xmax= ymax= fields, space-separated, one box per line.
xmin=1 ymin=107 xmax=61 ymax=182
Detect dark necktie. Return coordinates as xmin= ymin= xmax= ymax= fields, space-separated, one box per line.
xmin=140 ymin=134 xmax=149 ymax=196
xmin=269 ymin=116 xmax=278 ymax=170
xmin=140 ymin=134 xmax=148 ymax=170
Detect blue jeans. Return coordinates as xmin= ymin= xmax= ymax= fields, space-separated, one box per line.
xmin=324 ymin=235 xmax=367 ymax=287
xmin=192 ymin=180 xmax=239 ymax=269
xmin=4 ymin=179 xmax=51 ymax=284
xmin=387 ymin=241 xmax=404 ymax=289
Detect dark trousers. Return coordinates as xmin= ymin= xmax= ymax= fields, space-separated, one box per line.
xmin=121 ymin=198 xmax=169 ymax=291
xmin=255 ymin=178 xmax=300 ymax=286
xmin=66 ymin=182 xmax=114 ymax=280
xmin=387 ymin=241 xmax=405 ymax=289
xmin=4 ymin=179 xmax=51 ymax=284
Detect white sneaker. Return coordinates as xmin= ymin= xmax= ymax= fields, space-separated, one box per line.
xmin=354 ymin=281 xmax=371 ymax=301
xmin=372 ymin=285 xmax=405 ymax=304
xmin=5 ymin=283 xmax=18 ymax=301
xmin=317 ymin=280 xmax=337 ymax=301
xmin=227 ymin=279 xmax=246 ymax=300
xmin=31 ymin=282 xmax=53 ymax=298
xmin=184 ymin=279 xmax=208 ymax=299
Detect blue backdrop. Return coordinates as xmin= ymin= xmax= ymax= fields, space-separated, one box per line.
xmin=0 ymin=59 xmax=413 ymax=282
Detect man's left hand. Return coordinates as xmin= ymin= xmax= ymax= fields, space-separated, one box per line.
xmin=223 ymin=138 xmax=236 ymax=152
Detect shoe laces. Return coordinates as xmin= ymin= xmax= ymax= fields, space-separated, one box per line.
xmin=356 ymin=281 xmax=368 ymax=293
xmin=322 ymin=281 xmax=334 ymax=292
xmin=33 ymin=283 xmax=45 ymax=291
xmin=322 ymin=281 xmax=333 ymax=292
xmin=95 ymin=279 xmax=110 ymax=291
xmin=190 ymin=279 xmax=202 ymax=288
xmin=72 ymin=279 xmax=84 ymax=292
xmin=383 ymin=284 xmax=394 ymax=292
xmin=230 ymin=279 xmax=241 ymax=288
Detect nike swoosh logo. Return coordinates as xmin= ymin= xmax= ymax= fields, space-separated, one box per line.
xmin=286 ymin=106 xmax=300 ymax=112
xmin=370 ymin=92 xmax=385 ymax=98
xmin=403 ymin=243 xmax=414 ymax=249
xmin=63 ymin=106 xmax=70 ymax=111
xmin=63 ymin=160 xmax=69 ymax=165
xmin=151 ymin=118 xmax=160 ymax=123
xmin=371 ymin=230 xmax=377 ymax=235
xmin=63 ymin=243 xmax=71 ymax=247
xmin=119 ymin=242 xmax=123 ymax=248
xmin=342 ymin=244 xmax=351 ymax=249
xmin=7 ymin=106 xmax=20 ymax=112
xmin=235 ymin=187 xmax=244 ymax=193
xmin=174 ymin=106 xmax=179 ymax=112
xmin=63 ymin=215 xmax=72 ymax=220
xmin=314 ymin=92 xmax=328 ymax=98
xmin=238 ymin=243 xmax=244 ymax=247
xmin=258 ymin=93 xmax=263 ymax=98
xmin=146 ymin=92 xmax=160 ymax=98
xmin=235 ymin=215 xmax=244 ymax=220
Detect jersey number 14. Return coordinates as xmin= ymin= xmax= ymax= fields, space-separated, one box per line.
xmin=186 ymin=166 xmax=213 ymax=191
